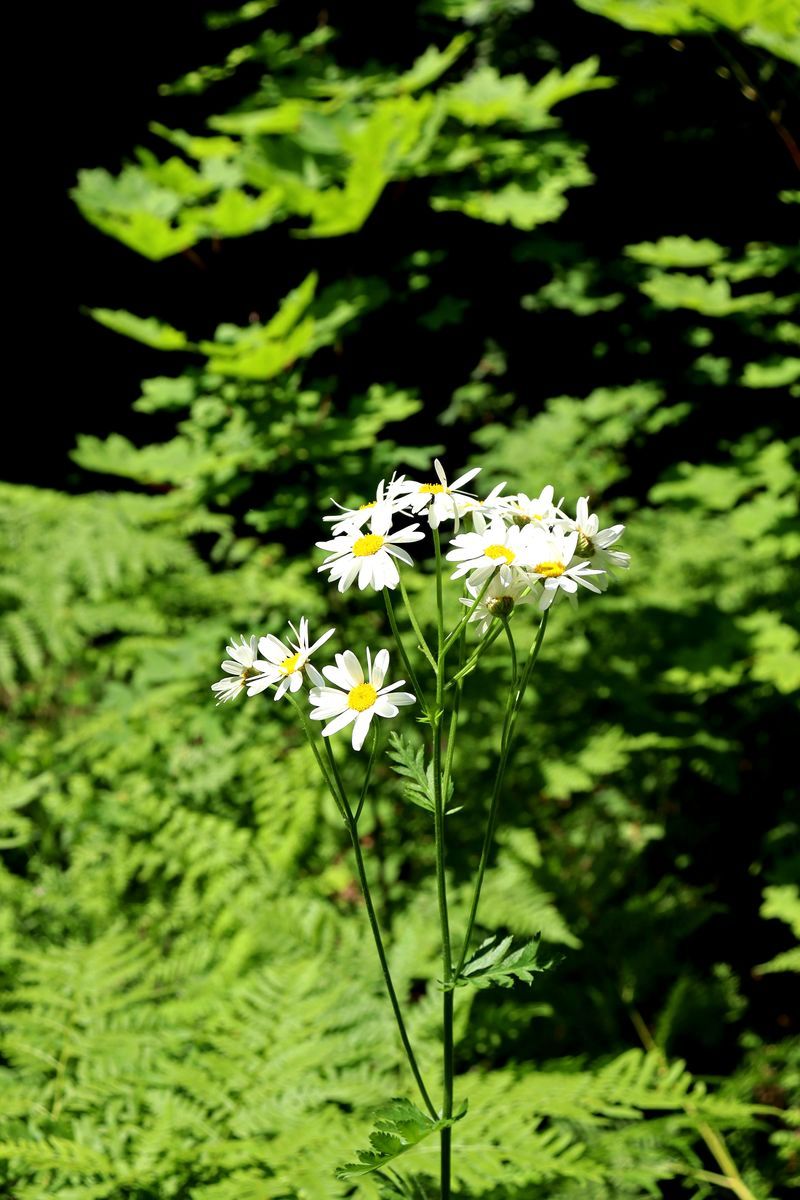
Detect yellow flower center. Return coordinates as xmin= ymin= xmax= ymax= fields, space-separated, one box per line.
xmin=485 ymin=544 xmax=515 ymax=563
xmin=359 ymin=502 xmax=377 ymax=510
xmin=534 ymin=560 xmax=565 ymax=578
xmin=352 ymin=534 xmax=384 ymax=557
xmin=239 ymin=666 xmax=254 ymax=680
xmin=419 ymin=483 xmax=446 ymax=494
xmin=279 ymin=652 xmax=301 ymax=675
xmin=348 ymin=683 xmax=378 ymax=711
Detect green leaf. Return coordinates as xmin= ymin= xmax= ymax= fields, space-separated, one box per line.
xmin=88 ymin=309 xmax=190 ymax=351
xmin=455 ymin=932 xmax=550 ymax=990
xmin=625 ymin=236 xmax=726 ymax=267
xmin=336 ymin=1098 xmax=467 ymax=1179
xmin=740 ymin=357 xmax=800 ymax=388
xmin=208 ymin=100 xmax=308 ymax=135
xmin=387 ymin=730 xmax=458 ymax=815
xmin=639 ymin=271 xmax=778 ymax=315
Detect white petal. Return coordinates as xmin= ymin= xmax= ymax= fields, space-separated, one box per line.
xmin=450 ymin=466 xmax=480 ymax=490
xmin=381 ymin=553 xmax=400 ymax=588
xmin=305 ymin=663 xmax=325 ymax=688
xmin=322 ymin=709 xmax=358 ymax=738
xmin=337 ymin=559 xmax=361 ymax=592
xmin=258 ymin=635 xmax=290 ymax=664
xmin=595 ymin=524 xmax=625 ymax=548
xmin=246 ymin=676 xmax=274 ymax=696
xmin=351 ymin=710 xmax=374 ymax=751
xmin=308 ymin=626 xmax=336 ymax=654
xmin=385 ymin=690 xmax=415 ymax=707
xmin=322 ymin=665 xmax=353 ymax=690
xmin=389 ymin=525 xmax=425 ymax=543
xmin=372 ymin=648 xmax=390 ymax=689
xmin=341 ymin=650 xmax=364 ymax=687
xmin=374 ymin=699 xmax=399 ymax=718
xmin=358 ymin=557 xmax=375 ymax=590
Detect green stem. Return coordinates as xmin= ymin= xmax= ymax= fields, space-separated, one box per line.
xmin=290 ymin=694 xmax=347 ymax=820
xmin=312 ymin=734 xmax=437 ymax=1119
xmin=445 ymin=620 xmax=504 ymax=690
xmin=442 ymin=613 xmax=467 ymax=806
xmin=399 ymin=575 xmax=437 ymax=671
xmin=455 ymin=609 xmax=549 ymax=976
xmin=354 ymin=725 xmax=379 ymax=823
xmin=442 ymin=570 xmax=496 ymax=655
xmin=432 ymin=528 xmax=454 ymax=1198
xmin=501 ymin=617 xmax=518 ymax=686
xmin=384 ymin=589 xmax=427 ymax=711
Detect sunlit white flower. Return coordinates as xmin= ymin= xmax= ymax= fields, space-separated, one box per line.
xmin=503 ymin=485 xmax=562 ymax=529
xmin=566 ymin=496 xmax=631 ymax=574
xmin=322 ymin=473 xmax=409 ymax=537
xmin=309 ymin=648 xmax=415 ymax=751
xmin=316 ymin=513 xmax=425 ymax=592
xmin=247 ymin=617 xmax=335 ymax=700
xmin=525 ymin=528 xmax=605 ymax=610
xmin=211 ymin=635 xmax=259 ymax=705
xmin=446 ymin=517 xmax=532 ymax=587
xmin=459 ymin=573 xmax=534 ymax=636
xmin=457 ymin=482 xmax=508 ymax=529
xmin=396 ymin=459 xmax=481 ymax=530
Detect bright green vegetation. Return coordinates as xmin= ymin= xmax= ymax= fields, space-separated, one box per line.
xmin=1 ymin=0 xmax=797 ymax=1196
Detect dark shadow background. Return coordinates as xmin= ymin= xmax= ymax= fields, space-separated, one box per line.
xmin=10 ymin=0 xmax=797 ymax=488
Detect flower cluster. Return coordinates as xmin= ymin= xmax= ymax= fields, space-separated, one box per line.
xmin=211 ymin=618 xmax=414 ymax=751
xmin=316 ymin=463 xmax=629 ymax=612
xmin=213 ymin=461 xmax=630 ymax=747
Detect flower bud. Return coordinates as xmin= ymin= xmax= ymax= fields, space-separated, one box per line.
xmin=487 ymin=595 xmax=515 ymax=618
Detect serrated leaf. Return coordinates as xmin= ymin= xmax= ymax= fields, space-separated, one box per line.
xmin=336 ymin=1098 xmax=467 ymax=1179
xmin=387 ymin=730 xmax=456 ymax=814
xmin=455 ymin=932 xmax=550 ymax=990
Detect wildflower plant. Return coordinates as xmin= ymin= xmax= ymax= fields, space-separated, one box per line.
xmin=213 ymin=460 xmax=630 ymax=1192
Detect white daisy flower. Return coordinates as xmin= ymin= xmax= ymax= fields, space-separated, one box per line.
xmin=457 ymin=482 xmax=509 ymax=529
xmin=316 ymin=513 xmax=425 ymax=593
xmin=503 ymin=484 xmax=562 ymax=528
xmin=322 ymin=473 xmax=409 ymax=537
xmin=446 ymin=517 xmax=532 ymax=588
xmin=525 ymin=528 xmax=605 ymax=610
xmin=309 ymin=648 xmax=415 ymax=751
xmin=567 ymin=496 xmax=631 ymax=575
xmin=247 ymin=617 xmax=335 ymax=700
xmin=211 ymin=634 xmax=259 ymax=705
xmin=395 ymin=459 xmax=481 ymax=530
xmin=459 ymin=573 xmax=535 ymax=636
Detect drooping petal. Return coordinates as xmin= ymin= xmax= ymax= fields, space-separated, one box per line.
xmin=351 ymin=710 xmax=374 ymax=751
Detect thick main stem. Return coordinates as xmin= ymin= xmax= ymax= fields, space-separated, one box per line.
xmin=432 ymin=528 xmax=454 ymax=1198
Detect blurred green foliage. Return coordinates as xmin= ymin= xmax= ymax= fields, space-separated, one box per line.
xmin=1 ymin=0 xmax=798 ymax=1196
